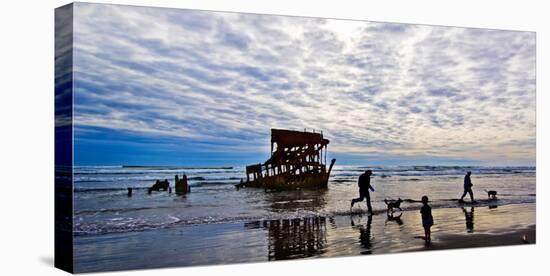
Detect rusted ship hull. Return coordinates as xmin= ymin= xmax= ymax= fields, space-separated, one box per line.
xmin=241 ymin=129 xmax=336 ymax=190
xmin=244 ymin=167 xmax=333 ymax=190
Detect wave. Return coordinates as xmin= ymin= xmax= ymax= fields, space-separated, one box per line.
xmin=74 ymin=175 xmax=242 ymax=183
xmin=121 ymin=165 xmax=234 ymax=170
xmin=75 ymin=206 xmax=172 ymax=215
xmin=74 ymin=170 xmax=240 ymax=175
xmin=74 ymin=187 xmax=150 ymax=192
xmin=73 ymin=196 xmax=535 ymax=236
xmin=72 ymin=165 xmax=535 ymax=186
xmin=331 ymin=170 xmax=535 ymax=178
xmin=74 ymin=180 xmax=240 ymax=192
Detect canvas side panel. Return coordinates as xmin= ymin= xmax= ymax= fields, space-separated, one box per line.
xmin=54 ymin=3 xmax=74 ymax=273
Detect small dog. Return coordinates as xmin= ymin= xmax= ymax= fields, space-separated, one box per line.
xmin=485 ymin=190 xmax=498 ymax=200
xmin=384 ymin=198 xmax=403 ymax=213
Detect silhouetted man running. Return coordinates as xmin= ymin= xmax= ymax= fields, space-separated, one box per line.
xmin=351 ymin=170 xmax=374 ymax=213
xmin=459 ymin=171 xmax=476 ymax=203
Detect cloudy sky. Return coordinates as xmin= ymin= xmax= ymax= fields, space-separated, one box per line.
xmin=72 ymin=3 xmax=535 ymax=166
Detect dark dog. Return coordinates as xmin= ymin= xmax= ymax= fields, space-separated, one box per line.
xmin=485 ymin=190 xmax=498 ymax=200
xmin=384 ymin=198 xmax=403 ymax=213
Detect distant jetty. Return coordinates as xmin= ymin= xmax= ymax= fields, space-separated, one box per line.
xmin=240 ymin=128 xmax=336 ymax=190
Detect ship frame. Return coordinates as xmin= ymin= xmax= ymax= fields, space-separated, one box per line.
xmin=242 ymin=128 xmax=336 ymax=190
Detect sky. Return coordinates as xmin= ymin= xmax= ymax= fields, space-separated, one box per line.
xmin=71 ymin=3 xmax=536 ymax=166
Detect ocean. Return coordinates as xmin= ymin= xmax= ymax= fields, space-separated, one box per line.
xmin=73 ymin=165 xmax=536 ymax=236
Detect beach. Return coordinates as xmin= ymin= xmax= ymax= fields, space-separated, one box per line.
xmin=74 ymin=203 xmax=535 ymax=272
xmin=72 ymin=165 xmax=536 ymax=273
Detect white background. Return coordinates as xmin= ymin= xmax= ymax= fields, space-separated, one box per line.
xmin=0 ymin=0 xmax=548 ymax=275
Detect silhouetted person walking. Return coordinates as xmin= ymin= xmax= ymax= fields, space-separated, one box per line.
xmin=459 ymin=171 xmax=476 ymax=203
xmin=351 ymin=170 xmax=374 ymax=213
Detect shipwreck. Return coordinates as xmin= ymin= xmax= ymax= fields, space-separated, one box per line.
xmin=240 ymin=128 xmax=336 ymax=190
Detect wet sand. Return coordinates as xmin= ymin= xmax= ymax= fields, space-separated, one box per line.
xmin=74 ymin=203 xmax=536 ymax=272
xmin=421 ymin=224 xmax=535 ymax=251
xmin=320 ymin=202 xmax=535 ymax=256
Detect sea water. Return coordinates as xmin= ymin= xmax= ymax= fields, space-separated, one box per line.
xmin=73 ymin=165 xmax=536 ymax=236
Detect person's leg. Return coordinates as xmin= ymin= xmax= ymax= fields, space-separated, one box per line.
xmin=424 ymin=226 xmax=428 ymax=242
xmin=460 ymin=188 xmax=468 ymax=200
xmin=366 ymin=192 xmax=372 ymax=213
xmin=468 ymin=188 xmax=475 ymax=202
xmin=351 ymin=194 xmax=364 ymax=207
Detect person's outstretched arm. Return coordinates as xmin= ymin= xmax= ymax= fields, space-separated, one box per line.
xmin=369 ymin=179 xmax=375 ymax=192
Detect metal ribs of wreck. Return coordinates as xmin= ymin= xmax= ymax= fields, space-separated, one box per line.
xmin=242 ymin=129 xmax=336 ymax=190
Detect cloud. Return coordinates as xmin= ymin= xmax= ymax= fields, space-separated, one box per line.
xmin=71 ymin=3 xmax=536 ymax=165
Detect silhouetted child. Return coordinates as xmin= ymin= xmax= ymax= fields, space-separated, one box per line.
xmin=420 ymin=195 xmax=433 ymax=244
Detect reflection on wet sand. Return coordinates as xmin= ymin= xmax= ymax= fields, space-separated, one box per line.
xmin=240 ymin=201 xmax=529 ymax=262
xmin=351 ymin=214 xmax=373 ymax=254
xmin=242 ymin=189 xmax=330 ymax=260
xmin=245 ymin=217 xmax=327 ymax=260
xmin=385 ymin=212 xmax=404 ymax=226
xmin=462 ymin=206 xmax=474 ymax=233
xmin=265 ymin=189 xmax=328 ymax=213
